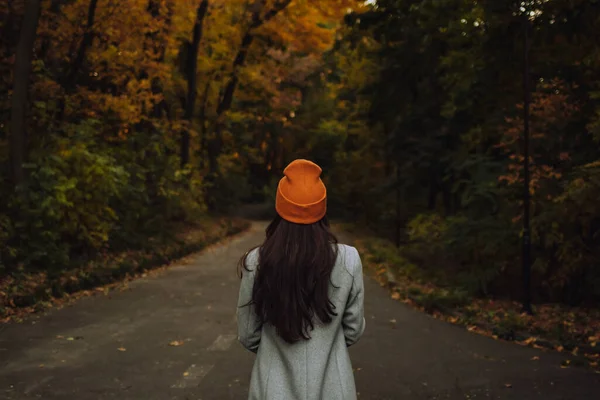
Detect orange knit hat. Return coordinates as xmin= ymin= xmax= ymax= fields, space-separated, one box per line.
xmin=275 ymin=159 xmax=327 ymax=224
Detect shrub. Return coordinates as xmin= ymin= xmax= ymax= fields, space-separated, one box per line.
xmin=7 ymin=138 xmax=128 ymax=271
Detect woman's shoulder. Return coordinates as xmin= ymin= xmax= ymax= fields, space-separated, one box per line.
xmin=335 ymin=243 xmax=362 ymax=277
xmin=242 ymin=247 xmax=261 ymax=272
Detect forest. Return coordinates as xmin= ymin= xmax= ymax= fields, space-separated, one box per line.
xmin=1 ymin=0 xmax=599 ymax=329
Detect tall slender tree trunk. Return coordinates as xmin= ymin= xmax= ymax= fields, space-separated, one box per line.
xmin=10 ymin=0 xmax=42 ymax=186
xmin=3 ymin=1 xmax=15 ymax=59
xmin=198 ymin=80 xmax=211 ymax=169
xmin=64 ymin=0 xmax=98 ymax=89
xmin=57 ymin=0 xmax=99 ymax=121
xmin=180 ymin=0 xmax=209 ymax=168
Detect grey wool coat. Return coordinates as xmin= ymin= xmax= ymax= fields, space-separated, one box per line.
xmin=237 ymin=244 xmax=366 ymax=400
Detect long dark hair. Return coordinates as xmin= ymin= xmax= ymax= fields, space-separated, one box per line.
xmin=239 ymin=214 xmax=339 ymax=344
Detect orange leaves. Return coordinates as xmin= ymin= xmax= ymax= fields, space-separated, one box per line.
xmin=497 ymin=79 xmax=577 ymax=200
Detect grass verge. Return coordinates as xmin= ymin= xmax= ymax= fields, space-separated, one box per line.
xmin=0 ymin=217 xmax=250 ymax=323
xmin=350 ymin=233 xmax=600 ymax=372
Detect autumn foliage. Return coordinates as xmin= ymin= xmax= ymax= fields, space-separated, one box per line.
xmin=287 ymin=0 xmax=600 ymax=306
xmin=0 ymin=0 xmax=362 ymax=277
xmin=2 ymin=0 xmax=600 ymax=316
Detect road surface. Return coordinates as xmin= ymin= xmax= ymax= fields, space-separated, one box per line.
xmin=1 ymin=221 xmax=599 ymax=399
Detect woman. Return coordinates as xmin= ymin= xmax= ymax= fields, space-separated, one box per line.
xmin=237 ymin=159 xmax=366 ymax=400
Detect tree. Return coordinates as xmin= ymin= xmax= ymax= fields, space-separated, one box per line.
xmin=180 ymin=0 xmax=209 ymax=167
xmin=9 ymin=0 xmax=41 ymax=186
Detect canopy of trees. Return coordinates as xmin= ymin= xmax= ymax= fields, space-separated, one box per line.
xmin=2 ymin=0 xmax=600 ymax=307
xmin=290 ymin=0 xmax=600 ymax=306
xmin=0 ymin=0 xmax=362 ymax=274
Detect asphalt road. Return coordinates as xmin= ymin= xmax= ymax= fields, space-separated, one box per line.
xmin=1 ymin=221 xmax=599 ymax=400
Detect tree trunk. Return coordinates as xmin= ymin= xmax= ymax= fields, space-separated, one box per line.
xmin=64 ymin=0 xmax=98 ymax=89
xmin=198 ymin=80 xmax=211 ymax=169
xmin=57 ymin=0 xmax=98 ymax=120
xmin=148 ymin=0 xmax=173 ymax=119
xmin=427 ymin=177 xmax=438 ymax=210
xmin=10 ymin=0 xmax=42 ymax=186
xmin=3 ymin=0 xmax=15 ymax=59
xmin=180 ymin=0 xmax=209 ymax=168
xmin=395 ymin=165 xmax=402 ymax=248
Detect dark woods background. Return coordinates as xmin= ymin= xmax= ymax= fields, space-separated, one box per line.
xmin=1 ymin=0 xmax=600 ymax=309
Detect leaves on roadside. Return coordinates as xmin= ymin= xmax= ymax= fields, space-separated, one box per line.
xmin=117 ymin=347 xmax=127 ymax=352
xmin=169 ymin=340 xmax=185 ymax=347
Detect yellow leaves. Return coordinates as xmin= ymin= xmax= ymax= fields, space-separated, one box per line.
xmin=522 ymin=337 xmax=537 ymax=346
xmin=169 ymin=340 xmax=185 ymax=347
xmin=391 ymin=292 xmax=401 ymax=300
xmin=117 ymin=347 xmax=127 ymax=352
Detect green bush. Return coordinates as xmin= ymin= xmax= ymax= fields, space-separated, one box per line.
xmin=402 ymin=212 xmax=518 ymax=296
xmin=533 ymin=161 xmax=600 ymax=304
xmin=8 ymin=138 xmax=128 ymax=270
xmin=2 ymin=121 xmax=208 ymax=272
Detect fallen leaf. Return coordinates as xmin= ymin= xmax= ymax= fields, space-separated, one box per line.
xmin=504 ymin=383 xmax=512 ymax=388
xmin=531 ymin=356 xmax=540 ymax=361
xmin=391 ymin=292 xmax=401 ymax=300
xmin=556 ymin=345 xmax=564 ymax=352
xmin=66 ymin=337 xmax=74 ymax=341
xmin=169 ymin=340 xmax=184 ymax=347
xmin=389 ymin=319 xmax=397 ymax=324
xmin=572 ymin=347 xmax=579 ymax=356
xmin=183 ymin=372 xmax=190 ymax=377
xmin=117 ymin=347 xmax=127 ymax=352
xmin=523 ymin=337 xmax=537 ymax=345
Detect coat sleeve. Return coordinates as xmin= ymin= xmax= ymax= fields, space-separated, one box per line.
xmin=237 ymin=253 xmax=262 ymax=353
xmin=342 ymin=247 xmax=366 ymax=347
